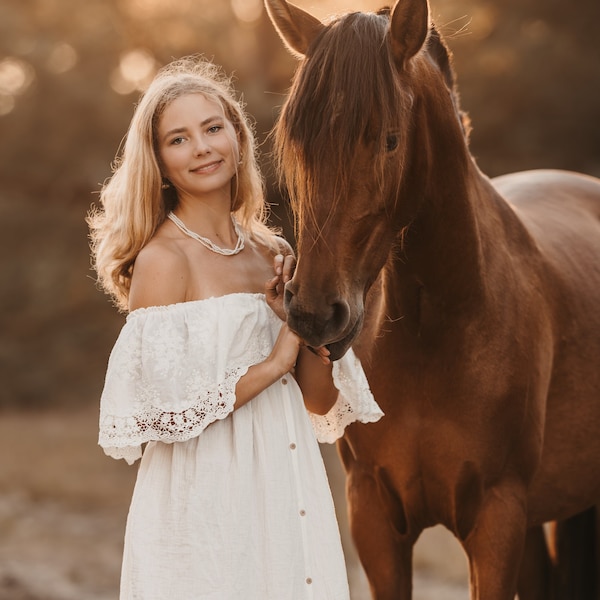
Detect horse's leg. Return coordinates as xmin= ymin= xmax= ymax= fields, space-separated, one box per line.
xmin=550 ymin=506 xmax=598 ymax=600
xmin=463 ymin=482 xmax=528 ymax=600
xmin=516 ymin=525 xmax=552 ymax=600
xmin=596 ymin=506 xmax=600 ymax=600
xmin=338 ymin=439 xmax=417 ymax=599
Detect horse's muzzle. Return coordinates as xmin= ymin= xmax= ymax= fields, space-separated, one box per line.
xmin=284 ymin=282 xmax=362 ymax=360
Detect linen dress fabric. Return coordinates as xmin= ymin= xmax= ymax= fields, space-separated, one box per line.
xmin=99 ymin=293 xmax=383 ymax=600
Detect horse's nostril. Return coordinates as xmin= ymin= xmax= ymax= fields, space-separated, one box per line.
xmin=330 ymin=298 xmax=351 ymax=332
xmin=283 ymin=283 xmax=295 ymax=311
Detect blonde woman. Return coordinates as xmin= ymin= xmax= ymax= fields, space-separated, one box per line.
xmin=89 ymin=56 xmax=382 ymax=599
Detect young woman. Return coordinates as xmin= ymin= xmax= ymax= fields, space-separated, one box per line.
xmin=88 ymin=56 xmax=383 ymax=599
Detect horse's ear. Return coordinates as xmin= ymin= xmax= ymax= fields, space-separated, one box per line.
xmin=264 ymin=0 xmax=325 ymax=58
xmin=389 ymin=0 xmax=431 ymax=66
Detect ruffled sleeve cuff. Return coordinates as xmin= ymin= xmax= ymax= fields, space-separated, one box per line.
xmin=98 ymin=298 xmax=273 ymax=464
xmin=99 ymin=365 xmax=250 ymax=464
xmin=308 ymin=348 xmax=383 ymax=444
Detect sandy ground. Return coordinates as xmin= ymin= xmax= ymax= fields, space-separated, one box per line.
xmin=0 ymin=409 xmax=469 ymax=599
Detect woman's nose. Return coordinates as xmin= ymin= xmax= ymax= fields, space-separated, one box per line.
xmin=194 ymin=136 xmax=211 ymax=155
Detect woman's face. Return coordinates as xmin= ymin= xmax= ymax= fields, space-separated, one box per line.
xmin=156 ymin=93 xmax=239 ymax=203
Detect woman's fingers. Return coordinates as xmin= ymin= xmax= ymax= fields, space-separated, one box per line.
xmin=273 ymin=254 xmax=284 ymax=276
xmin=266 ymin=252 xmax=298 ymax=321
xmin=282 ymin=254 xmax=296 ymax=283
xmin=304 ymin=344 xmax=331 ymax=365
xmin=265 ymin=272 xmax=286 ymax=321
xmin=265 ymin=274 xmax=280 ymax=298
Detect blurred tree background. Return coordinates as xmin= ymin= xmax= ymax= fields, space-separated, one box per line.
xmin=0 ymin=0 xmax=599 ymax=412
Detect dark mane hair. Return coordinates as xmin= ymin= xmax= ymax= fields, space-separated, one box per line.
xmin=274 ymin=11 xmax=412 ymax=230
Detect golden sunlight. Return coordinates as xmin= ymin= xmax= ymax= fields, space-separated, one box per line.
xmin=46 ymin=43 xmax=79 ymax=75
xmin=231 ymin=0 xmax=263 ymax=24
xmin=0 ymin=57 xmax=35 ymax=96
xmin=111 ymin=49 xmax=157 ymax=95
xmin=0 ymin=57 xmax=35 ymax=116
xmin=123 ymin=0 xmax=192 ymax=18
xmin=121 ymin=0 xmax=229 ymax=21
xmin=294 ymin=0 xmax=380 ymax=19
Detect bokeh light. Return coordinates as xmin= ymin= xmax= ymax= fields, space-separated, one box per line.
xmin=231 ymin=0 xmax=263 ymax=24
xmin=110 ymin=48 xmax=157 ymax=94
xmin=0 ymin=95 xmax=15 ymax=117
xmin=123 ymin=0 xmax=190 ymax=18
xmin=46 ymin=43 xmax=79 ymax=74
xmin=0 ymin=57 xmax=35 ymax=116
xmin=0 ymin=57 xmax=35 ymax=96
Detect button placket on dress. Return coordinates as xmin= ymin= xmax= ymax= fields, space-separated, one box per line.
xmin=281 ymin=377 xmax=314 ymax=599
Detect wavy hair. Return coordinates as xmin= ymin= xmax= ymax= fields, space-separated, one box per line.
xmin=88 ymin=56 xmax=279 ymax=311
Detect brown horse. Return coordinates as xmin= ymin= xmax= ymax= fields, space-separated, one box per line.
xmin=264 ymin=0 xmax=600 ymax=599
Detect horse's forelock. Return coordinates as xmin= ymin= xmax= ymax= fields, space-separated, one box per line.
xmin=275 ymin=10 xmax=407 ymax=233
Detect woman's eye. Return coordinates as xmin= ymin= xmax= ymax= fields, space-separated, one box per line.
xmin=385 ymin=134 xmax=399 ymax=152
xmin=208 ymin=125 xmax=222 ymax=134
xmin=170 ymin=137 xmax=184 ymax=145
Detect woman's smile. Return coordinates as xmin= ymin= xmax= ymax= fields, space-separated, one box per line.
xmin=190 ymin=159 xmax=224 ymax=174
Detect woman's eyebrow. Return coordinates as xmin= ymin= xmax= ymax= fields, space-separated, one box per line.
xmin=162 ymin=126 xmax=187 ymax=141
xmin=162 ymin=116 xmax=223 ymax=141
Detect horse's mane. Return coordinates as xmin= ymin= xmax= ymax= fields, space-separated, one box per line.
xmin=273 ymin=9 xmax=470 ymax=235
xmin=274 ymin=10 xmax=410 ymax=233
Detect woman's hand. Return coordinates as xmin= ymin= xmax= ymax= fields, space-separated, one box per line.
xmin=265 ymin=253 xmax=295 ymax=321
xmin=265 ymin=253 xmax=331 ymax=366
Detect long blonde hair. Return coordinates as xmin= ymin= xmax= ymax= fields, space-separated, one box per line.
xmin=88 ymin=56 xmax=279 ymax=311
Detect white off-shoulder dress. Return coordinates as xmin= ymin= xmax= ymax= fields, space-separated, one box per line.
xmin=99 ymin=293 xmax=383 ymax=600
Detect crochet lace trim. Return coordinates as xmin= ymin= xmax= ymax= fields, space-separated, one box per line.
xmin=99 ymin=366 xmax=248 ymax=464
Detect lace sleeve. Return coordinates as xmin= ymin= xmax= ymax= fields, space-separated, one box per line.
xmin=308 ymin=348 xmax=384 ymax=444
xmin=98 ymin=299 xmax=272 ymax=464
xmin=99 ymin=365 xmax=250 ymax=464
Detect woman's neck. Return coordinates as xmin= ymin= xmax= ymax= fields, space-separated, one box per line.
xmin=172 ymin=189 xmax=237 ymax=241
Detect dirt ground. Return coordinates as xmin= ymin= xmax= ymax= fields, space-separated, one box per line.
xmin=0 ymin=409 xmax=469 ymax=599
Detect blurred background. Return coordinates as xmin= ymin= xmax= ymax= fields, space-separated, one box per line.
xmin=0 ymin=0 xmax=598 ymax=598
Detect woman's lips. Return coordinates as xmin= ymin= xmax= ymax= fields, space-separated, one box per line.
xmin=190 ymin=160 xmax=223 ymax=174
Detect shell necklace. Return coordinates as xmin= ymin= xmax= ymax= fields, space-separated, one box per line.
xmin=167 ymin=211 xmax=245 ymax=256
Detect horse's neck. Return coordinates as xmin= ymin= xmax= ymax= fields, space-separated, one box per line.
xmin=412 ymin=62 xmax=539 ymax=292
xmin=386 ymin=158 xmax=529 ymax=342
xmin=432 ymin=175 xmax=486 ymax=279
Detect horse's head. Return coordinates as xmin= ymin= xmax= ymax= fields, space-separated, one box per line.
xmin=266 ymin=0 xmax=467 ymax=359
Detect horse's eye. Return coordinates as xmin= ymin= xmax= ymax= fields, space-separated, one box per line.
xmin=385 ymin=134 xmax=399 ymax=152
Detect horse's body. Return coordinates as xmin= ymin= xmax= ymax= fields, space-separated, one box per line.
xmin=264 ymin=1 xmax=600 ymax=599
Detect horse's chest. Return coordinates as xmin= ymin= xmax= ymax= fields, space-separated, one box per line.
xmin=347 ymin=410 xmax=495 ymax=532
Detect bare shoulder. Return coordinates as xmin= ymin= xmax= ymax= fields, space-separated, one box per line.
xmin=129 ymin=237 xmax=189 ymax=310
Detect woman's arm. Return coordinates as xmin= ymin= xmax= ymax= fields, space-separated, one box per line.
xmin=265 ymin=254 xmax=338 ymax=416
xmin=233 ymin=323 xmax=301 ymax=409
xmin=293 ymin=346 xmax=339 ymax=415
